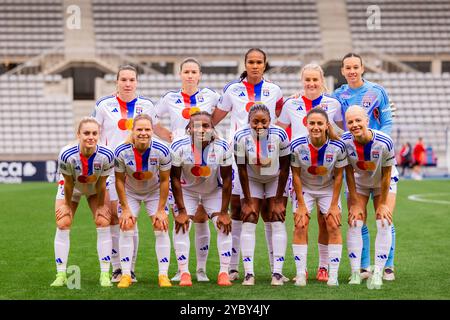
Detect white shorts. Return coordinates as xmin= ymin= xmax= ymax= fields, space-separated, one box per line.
xmin=231 ymin=161 xmax=241 ymax=196
xmin=356 ymin=176 xmax=398 ymax=197
xmin=106 ymin=175 xmax=118 ymax=202
xmin=240 ymin=177 xmax=288 ymax=200
xmin=174 ymin=188 xmax=222 ymax=217
xmin=292 ymin=188 xmax=341 ymax=214
xmin=117 ymin=189 xmax=168 ymax=217
xmin=56 ymin=177 xmax=96 ymax=203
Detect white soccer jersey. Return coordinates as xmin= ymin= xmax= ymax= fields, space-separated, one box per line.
xmin=342 ymin=129 xmax=398 ymax=189
xmin=156 ymin=88 xmax=220 ymax=139
xmin=234 ymin=125 xmax=290 ymax=183
xmin=170 ymin=135 xmax=233 ymax=194
xmin=217 ymin=78 xmax=283 ymax=140
xmin=278 ymin=94 xmax=343 ymax=140
xmin=114 ymin=138 xmax=172 ymax=195
xmin=291 ymin=136 xmax=348 ymax=191
xmin=58 ymin=144 xmax=114 ymax=195
xmin=92 ymin=94 xmax=158 ymax=150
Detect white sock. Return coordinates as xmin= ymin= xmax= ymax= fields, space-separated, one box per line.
xmin=347 ymin=220 xmax=363 ymax=273
xmin=271 ymin=221 xmax=287 ymax=275
xmin=374 ymin=219 xmax=392 ymax=273
xmin=292 ymin=244 xmax=308 ymax=276
xmin=97 ymin=227 xmax=112 ymax=273
xmin=241 ymin=222 xmax=257 ymax=276
xmin=131 ymin=223 xmax=139 ymax=272
xmin=328 ymin=244 xmax=342 ymax=278
xmin=155 ymin=230 xmax=171 ymax=276
xmin=229 ymin=219 xmax=242 ymax=272
xmin=195 ymin=221 xmax=210 ymax=272
xmin=110 ymin=224 xmax=120 ymax=271
xmin=264 ymin=222 xmax=274 ymax=272
xmin=212 ymin=216 xmax=232 ymax=274
xmin=318 ymin=243 xmax=329 ymax=269
xmin=173 ymin=223 xmax=192 ymax=274
xmin=119 ymin=229 xmax=134 ymax=275
xmin=54 ymin=228 xmax=70 ymax=273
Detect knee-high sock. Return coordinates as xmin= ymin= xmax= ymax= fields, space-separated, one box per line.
xmin=271 ymin=221 xmax=287 ymax=275
xmin=361 ymin=224 xmax=371 ymax=269
xmin=347 ymin=220 xmax=363 ymax=273
xmin=155 ymin=230 xmax=171 ymax=276
xmin=328 ymin=244 xmax=342 ymax=278
xmin=131 ymin=223 xmax=139 ymax=272
xmin=385 ymin=224 xmax=396 ymax=268
xmin=54 ymin=228 xmax=70 ymax=273
xmin=318 ymin=243 xmax=329 ymax=270
xmin=229 ymin=219 xmax=242 ymax=271
xmin=173 ymin=223 xmax=192 ymax=274
xmin=119 ymin=229 xmax=134 ymax=275
xmin=195 ymin=221 xmax=210 ymax=272
xmin=292 ymin=244 xmax=308 ymax=276
xmin=97 ymin=227 xmax=112 ymax=273
xmin=241 ymin=222 xmax=256 ymax=276
xmin=212 ymin=216 xmax=232 ymax=274
xmin=110 ymin=224 xmax=120 ymax=271
xmin=374 ymin=219 xmax=392 ymax=273
xmin=264 ymin=222 xmax=274 ymax=272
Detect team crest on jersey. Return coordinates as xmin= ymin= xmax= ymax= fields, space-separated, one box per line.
xmin=268 ymin=144 xmax=275 ymax=152
xmin=150 ymin=157 xmax=158 ymax=165
xmin=136 ymin=106 xmax=143 ymax=114
xmin=362 ymin=100 xmax=371 ymax=109
xmin=94 ymin=162 xmax=102 ymax=170
xmin=320 ymin=103 xmax=328 ymax=111
xmin=372 ymin=150 xmax=380 ymax=159
xmin=263 ymin=89 xmax=270 ymax=97
xmin=208 ymin=153 xmax=217 ymax=164
xmin=197 ymin=95 xmax=204 ymax=102
xmin=326 ymin=154 xmax=333 ymax=162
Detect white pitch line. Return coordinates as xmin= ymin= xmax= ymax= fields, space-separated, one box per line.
xmin=408 ymin=193 xmax=450 ymax=205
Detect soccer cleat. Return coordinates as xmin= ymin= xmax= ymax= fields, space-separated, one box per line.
xmin=228 ymin=269 xmax=239 ymax=281
xmin=294 ymin=273 xmax=307 ymax=287
xmin=111 ymin=268 xmax=122 ymax=283
xmin=360 ymin=267 xmax=372 ymax=280
xmin=117 ymin=274 xmax=132 ymax=288
xmin=158 ymin=275 xmax=172 ymax=288
xmin=383 ymin=267 xmax=395 ymax=281
xmin=281 ymin=274 xmax=290 ymax=283
xmin=316 ymin=267 xmax=329 ymax=282
xmin=367 ymin=269 xmax=383 ymax=290
xmin=271 ymin=273 xmax=284 ymax=286
xmin=100 ymin=271 xmax=113 ymax=287
xmin=349 ymin=271 xmax=362 ymax=285
xmin=171 ymin=270 xmax=181 ymax=282
xmin=242 ymin=273 xmax=255 ymax=286
xmin=292 ymin=270 xmax=309 ymax=283
xmin=50 ymin=272 xmax=67 ymax=287
xmin=196 ymin=269 xmax=210 ymax=282
xmin=327 ymin=274 xmax=339 ymax=287
xmin=179 ymin=272 xmax=192 ymax=287
xmin=131 ymin=270 xmax=138 ymax=283
xmin=217 ymin=272 xmax=232 ymax=286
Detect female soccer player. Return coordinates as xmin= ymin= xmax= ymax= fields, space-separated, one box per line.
xmin=342 ymin=105 xmax=397 ymax=289
xmin=212 ymin=48 xmax=286 ymax=282
xmin=277 ymin=63 xmax=344 ymax=282
xmin=234 ymin=104 xmax=290 ymax=286
xmin=170 ymin=111 xmax=233 ymax=287
xmin=333 ymin=53 xmax=396 ymax=280
xmin=154 ymin=58 xmax=220 ymax=282
xmin=51 ymin=117 xmax=115 ymax=287
xmin=92 ymin=65 xmax=160 ymax=283
xmin=114 ymin=114 xmax=172 ymax=288
xmin=290 ymin=108 xmax=347 ymax=287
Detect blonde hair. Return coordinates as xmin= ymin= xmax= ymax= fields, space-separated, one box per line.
xmin=77 ymin=117 xmax=100 ymax=134
xmin=300 ymin=63 xmax=328 ymax=93
xmin=125 ymin=114 xmax=153 ymax=145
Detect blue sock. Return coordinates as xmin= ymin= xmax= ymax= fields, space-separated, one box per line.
xmin=361 ymin=224 xmax=370 ymax=269
xmin=385 ymin=224 xmax=396 ymax=268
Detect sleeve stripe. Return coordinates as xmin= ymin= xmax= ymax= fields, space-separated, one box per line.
xmin=269 ymin=128 xmax=288 ymax=140
xmin=375 ymin=137 xmax=393 ymax=151
xmin=114 ymin=144 xmax=132 ymax=157
xmin=329 ymin=141 xmax=345 ymax=154
xmin=98 ymin=147 xmax=114 ymax=162
xmin=153 ymin=144 xmax=170 ymax=157
xmin=234 ymin=128 xmax=251 ymax=142
xmin=95 ymin=95 xmax=114 ymax=106
xmin=61 ymin=149 xmax=78 ymax=162
xmin=60 ymin=146 xmax=78 ymax=162
xmin=171 ymin=140 xmax=190 ymax=152
xmin=290 ymin=138 xmax=308 ymax=151
xmin=170 ymin=137 xmax=191 ymax=151
xmin=223 ymin=80 xmax=240 ymax=93
xmin=216 ymin=140 xmax=229 ymax=151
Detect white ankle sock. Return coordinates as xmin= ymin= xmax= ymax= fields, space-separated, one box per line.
xmin=195 ymin=221 xmax=210 ymax=272
xmin=110 ymin=224 xmax=120 ymax=271
xmin=212 ymin=216 xmax=232 ymax=274
xmin=374 ymin=219 xmax=392 ymax=273
xmin=119 ymin=229 xmax=134 ymax=275
xmin=174 ymin=223 xmax=192 ymax=274
xmin=271 ymin=221 xmax=287 ymax=274
xmin=229 ymin=219 xmax=242 ymax=271
xmin=347 ymin=220 xmax=363 ymax=273
xmin=155 ymin=230 xmax=171 ymax=276
xmin=54 ymin=228 xmax=70 ymax=273
xmin=97 ymin=227 xmax=112 ymax=273
xmin=241 ymin=222 xmax=257 ymax=276
xmin=292 ymin=244 xmax=308 ymax=276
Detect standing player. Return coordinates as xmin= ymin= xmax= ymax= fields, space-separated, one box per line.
xmin=342 ymin=105 xmax=397 ymax=289
xmin=333 ymin=53 xmax=396 ymax=280
xmin=170 ymin=111 xmax=233 ymax=287
xmin=51 ymin=117 xmax=115 ymax=287
xmin=234 ymin=104 xmax=290 ymax=286
xmin=212 ymin=48 xmax=287 ymax=282
xmin=277 ymin=63 xmax=343 ymax=282
xmin=92 ymin=65 xmax=161 ymax=283
xmin=290 ymin=108 xmax=347 ymax=287
xmin=114 ymin=114 xmax=172 ymax=288
xmin=154 ymin=58 xmax=220 ymax=282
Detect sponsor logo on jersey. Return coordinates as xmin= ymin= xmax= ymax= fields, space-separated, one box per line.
xmin=350 ymin=151 xmax=356 ymax=157
xmin=175 ymin=98 xmax=182 ymax=104
xmin=94 ymin=162 xmax=102 ymax=170
xmin=111 ymin=108 xmax=118 ymax=113
xmin=296 ymin=106 xmax=304 ymax=111
xmin=263 ymin=89 xmax=270 ymax=96
xmin=75 ymin=165 xmax=81 ymax=171
xmin=301 ymin=156 xmax=309 ymax=161
xmin=326 ymin=154 xmax=333 ymax=162
xmin=126 ymin=160 xmax=134 ymax=166
xmin=372 ymin=150 xmax=380 ymax=159
xmin=239 ymin=91 xmax=246 ymax=97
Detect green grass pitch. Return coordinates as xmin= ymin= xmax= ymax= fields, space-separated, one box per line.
xmin=1 ymin=179 xmax=449 ymax=300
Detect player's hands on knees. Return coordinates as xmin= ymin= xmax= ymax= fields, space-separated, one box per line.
xmin=348 ymin=204 xmax=364 ymax=227
xmin=119 ymin=207 xmax=135 ymax=231
xmin=272 ymin=199 xmax=286 ymax=222
xmin=326 ymin=204 xmax=342 ymax=227
xmin=216 ymin=212 xmax=231 ymax=235
xmin=175 ymin=209 xmax=190 ymax=234
xmin=294 ymin=206 xmax=310 ymax=228
xmin=153 ymin=209 xmax=169 ymax=232
xmin=56 ymin=204 xmax=72 ymax=221
xmin=376 ymin=204 xmax=392 ymax=226
xmin=241 ymin=199 xmax=257 ymax=221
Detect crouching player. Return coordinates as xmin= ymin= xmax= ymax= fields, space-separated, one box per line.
xmin=51 ymin=117 xmax=115 ymax=287
xmin=170 ymin=111 xmax=233 ymax=287
xmin=342 ymin=105 xmax=397 ymax=289
xmin=290 ymin=109 xmax=347 ymax=287
xmin=114 ymin=114 xmax=172 ymax=288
